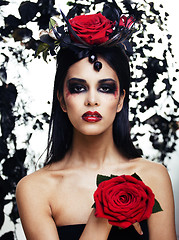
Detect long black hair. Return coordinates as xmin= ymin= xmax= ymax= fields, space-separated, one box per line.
xmin=45 ymin=46 xmax=141 ymax=165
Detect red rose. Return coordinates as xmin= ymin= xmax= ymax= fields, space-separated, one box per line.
xmin=94 ymin=175 xmax=155 ymax=229
xmin=69 ymin=13 xmax=114 ymax=45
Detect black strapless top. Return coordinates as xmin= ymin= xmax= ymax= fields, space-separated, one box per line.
xmin=57 ymin=220 xmax=148 ymax=240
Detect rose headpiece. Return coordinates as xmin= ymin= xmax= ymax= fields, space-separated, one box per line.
xmin=36 ymin=0 xmax=137 ymax=71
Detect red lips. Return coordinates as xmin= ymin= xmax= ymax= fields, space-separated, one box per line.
xmin=82 ymin=111 xmax=102 ymax=122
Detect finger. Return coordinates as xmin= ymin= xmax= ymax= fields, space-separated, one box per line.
xmin=133 ymin=222 xmax=143 ymax=235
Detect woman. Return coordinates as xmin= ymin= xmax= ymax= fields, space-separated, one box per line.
xmin=16 ymin=2 xmax=176 ymax=240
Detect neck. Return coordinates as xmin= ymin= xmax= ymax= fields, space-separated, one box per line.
xmin=67 ymin=127 xmax=121 ymax=169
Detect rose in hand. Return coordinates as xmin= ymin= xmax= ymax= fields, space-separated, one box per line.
xmin=93 ymin=173 xmax=162 ymax=229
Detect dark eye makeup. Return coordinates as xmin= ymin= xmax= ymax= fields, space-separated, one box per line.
xmin=67 ymin=78 xmax=118 ymax=95
xmin=68 ymin=83 xmax=87 ymax=94
xmin=98 ymin=83 xmax=117 ymax=94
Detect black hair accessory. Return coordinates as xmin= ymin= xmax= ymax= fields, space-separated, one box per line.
xmin=88 ymin=52 xmax=102 ymax=71
xmin=36 ymin=0 xmax=138 ymax=62
xmin=94 ymin=61 xmax=103 ymax=72
xmin=89 ymin=53 xmax=97 ymax=63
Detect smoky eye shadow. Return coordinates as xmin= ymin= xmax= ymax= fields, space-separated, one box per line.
xmin=98 ymin=82 xmax=118 ymax=94
xmin=67 ymin=79 xmax=87 ymax=94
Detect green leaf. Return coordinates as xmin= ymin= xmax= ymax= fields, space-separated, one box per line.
xmin=131 ymin=173 xmax=143 ymax=181
xmin=67 ymin=1 xmax=74 ymax=6
xmin=91 ymin=202 xmax=96 ymax=208
xmin=118 ymin=226 xmax=123 ymax=230
xmin=152 ymin=198 xmax=163 ymax=213
xmin=54 ymin=40 xmax=61 ymax=46
xmin=96 ymin=174 xmax=111 ymax=186
xmin=42 ymin=50 xmax=48 ymax=62
xmin=110 ymin=174 xmax=118 ymax=178
xmin=35 ymin=42 xmax=49 ymax=57
xmin=49 ymin=18 xmax=57 ymax=31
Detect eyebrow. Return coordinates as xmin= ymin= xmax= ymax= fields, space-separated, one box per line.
xmin=67 ymin=78 xmax=86 ymax=84
xmin=67 ymin=78 xmax=116 ymax=84
xmin=98 ymin=78 xmax=116 ymax=83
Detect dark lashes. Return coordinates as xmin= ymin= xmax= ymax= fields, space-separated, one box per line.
xmin=98 ymin=83 xmax=117 ymax=93
xmin=68 ymin=83 xmax=87 ymax=93
xmin=67 ymin=82 xmax=117 ymax=94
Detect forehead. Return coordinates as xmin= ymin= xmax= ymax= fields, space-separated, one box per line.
xmin=65 ymin=57 xmax=119 ymax=83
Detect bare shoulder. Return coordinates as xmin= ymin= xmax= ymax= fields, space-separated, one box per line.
xmin=16 ymin=165 xmax=57 ymax=201
xmin=15 ymin=166 xmax=64 ymax=239
xmin=132 ymin=159 xmax=176 ymax=239
xmin=134 ymin=158 xmax=176 ymax=239
xmin=16 ymin=168 xmax=46 ymax=193
xmin=133 ymin=158 xmax=171 ymax=189
xmin=16 ymin=168 xmax=48 ymax=214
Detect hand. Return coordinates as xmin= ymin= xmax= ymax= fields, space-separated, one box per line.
xmin=133 ymin=222 xmax=143 ymax=235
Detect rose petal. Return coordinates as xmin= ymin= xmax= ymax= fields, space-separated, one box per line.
xmin=69 ymin=13 xmax=114 ymax=45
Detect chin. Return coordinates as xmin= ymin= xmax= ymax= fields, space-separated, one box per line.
xmin=74 ymin=124 xmax=112 ymax=136
xmin=79 ymin=129 xmax=103 ymax=136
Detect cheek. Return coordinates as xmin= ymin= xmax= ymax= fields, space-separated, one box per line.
xmin=101 ymin=95 xmax=120 ymax=113
xmin=114 ymin=86 xmax=119 ymax=99
xmin=64 ymin=87 xmax=71 ymax=99
xmin=101 ymin=87 xmax=120 ymax=107
xmin=63 ymin=87 xmax=81 ymax=112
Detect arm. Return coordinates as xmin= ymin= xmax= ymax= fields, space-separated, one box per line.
xmin=143 ymin=163 xmax=177 ymax=240
xmin=79 ymin=211 xmax=143 ymax=240
xmin=16 ymin=176 xmax=59 ymax=240
xmin=79 ymin=209 xmax=112 ymax=240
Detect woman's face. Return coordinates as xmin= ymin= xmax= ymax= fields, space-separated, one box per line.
xmin=59 ymin=57 xmax=125 ymax=136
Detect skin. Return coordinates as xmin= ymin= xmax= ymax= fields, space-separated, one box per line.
xmin=16 ymin=57 xmax=177 ymax=240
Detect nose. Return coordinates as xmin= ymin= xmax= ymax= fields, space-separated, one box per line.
xmin=84 ymin=88 xmax=99 ymax=106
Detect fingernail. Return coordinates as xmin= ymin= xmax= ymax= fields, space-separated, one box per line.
xmin=140 ymin=231 xmax=143 ymax=235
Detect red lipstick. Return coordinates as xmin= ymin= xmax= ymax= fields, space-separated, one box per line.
xmin=82 ymin=111 xmax=102 ymax=122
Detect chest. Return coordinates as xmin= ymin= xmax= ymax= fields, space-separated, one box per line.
xmin=49 ymin=164 xmax=141 ymax=226
xmin=50 ymin=173 xmax=97 ymax=226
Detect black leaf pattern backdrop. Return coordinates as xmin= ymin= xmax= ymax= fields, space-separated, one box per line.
xmin=0 ymin=0 xmax=178 ymax=238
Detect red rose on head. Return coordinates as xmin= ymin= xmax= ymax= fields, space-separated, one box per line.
xmin=94 ymin=174 xmax=155 ymax=229
xmin=69 ymin=13 xmax=114 ymax=45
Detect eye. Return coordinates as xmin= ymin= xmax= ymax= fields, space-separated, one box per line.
xmin=68 ymin=83 xmax=87 ymax=94
xmin=98 ymin=83 xmax=117 ymax=94
xmin=99 ymin=86 xmax=110 ymax=92
xmin=74 ymin=85 xmax=86 ymax=93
